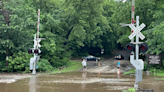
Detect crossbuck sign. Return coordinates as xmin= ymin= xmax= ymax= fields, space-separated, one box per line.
xmin=128 ymin=23 xmax=146 ymax=40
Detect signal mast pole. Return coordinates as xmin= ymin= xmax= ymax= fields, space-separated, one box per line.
xmin=32 ymin=9 xmax=40 ymax=75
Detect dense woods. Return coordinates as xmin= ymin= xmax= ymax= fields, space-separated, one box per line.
xmin=0 ymin=0 xmax=164 ymax=72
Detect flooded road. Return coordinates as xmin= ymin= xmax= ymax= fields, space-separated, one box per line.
xmin=0 ymin=72 xmax=164 ymax=92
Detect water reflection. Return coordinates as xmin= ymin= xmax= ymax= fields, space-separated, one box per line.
xmin=117 ymin=73 xmax=121 ymax=79
xmin=29 ymin=75 xmax=37 ymax=92
xmin=82 ymin=72 xmax=87 ymax=78
xmin=98 ymin=72 xmax=100 ymax=78
xmin=81 ymin=72 xmax=87 ymax=90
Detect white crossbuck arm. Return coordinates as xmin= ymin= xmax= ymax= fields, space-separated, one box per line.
xmin=128 ymin=23 xmax=146 ymax=40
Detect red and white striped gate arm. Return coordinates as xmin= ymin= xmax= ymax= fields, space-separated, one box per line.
xmin=131 ymin=0 xmax=135 ymax=33
xmin=37 ymin=9 xmax=40 ymax=49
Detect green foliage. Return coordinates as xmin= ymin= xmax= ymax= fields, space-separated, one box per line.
xmin=7 ymin=51 xmax=32 ymax=72
xmin=0 ymin=60 xmax=6 ymax=72
xmin=155 ymin=78 xmax=164 ymax=80
xmin=144 ymin=0 xmax=164 ymax=55
xmin=123 ymin=88 xmax=136 ymax=92
xmin=50 ymin=61 xmax=82 ymax=74
xmin=128 ymin=88 xmax=136 ymax=92
xmin=37 ymin=59 xmax=53 ymax=72
xmin=154 ymin=72 xmax=164 ymax=76
xmin=149 ymin=68 xmax=164 ymax=76
xmin=0 ymin=0 xmax=164 ymax=73
xmin=123 ymin=69 xmax=135 ymax=75
xmin=62 ymin=0 xmax=115 ymax=56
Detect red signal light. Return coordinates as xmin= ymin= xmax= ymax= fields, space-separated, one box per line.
xmin=141 ymin=45 xmax=146 ymax=50
xmin=125 ymin=43 xmax=135 ymax=53
xmin=28 ymin=49 xmax=33 ymax=54
xmin=34 ymin=49 xmax=41 ymax=54
xmin=34 ymin=49 xmax=38 ymax=54
xmin=28 ymin=50 xmax=31 ymax=53
xmin=139 ymin=43 xmax=148 ymax=53
xmin=127 ymin=45 xmax=132 ymax=50
xmin=28 ymin=49 xmax=41 ymax=54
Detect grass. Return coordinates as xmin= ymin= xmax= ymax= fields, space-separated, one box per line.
xmin=49 ymin=61 xmax=83 ymax=74
xmin=123 ymin=69 xmax=135 ymax=75
xmin=155 ymin=72 xmax=164 ymax=76
xmin=149 ymin=68 xmax=164 ymax=76
xmin=154 ymin=72 xmax=164 ymax=76
xmin=155 ymin=78 xmax=164 ymax=80
xmin=123 ymin=88 xmax=136 ymax=92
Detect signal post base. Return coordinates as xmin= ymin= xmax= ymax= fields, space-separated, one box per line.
xmin=134 ymin=82 xmax=139 ymax=89
xmin=32 ymin=71 xmax=36 ymax=75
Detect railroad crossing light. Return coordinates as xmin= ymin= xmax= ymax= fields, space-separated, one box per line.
xmin=28 ymin=49 xmax=33 ymax=54
xmin=125 ymin=43 xmax=135 ymax=52
xmin=28 ymin=49 xmax=41 ymax=54
xmin=139 ymin=43 xmax=148 ymax=53
xmin=34 ymin=49 xmax=41 ymax=54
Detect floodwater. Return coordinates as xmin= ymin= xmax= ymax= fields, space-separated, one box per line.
xmin=0 ymin=72 xmax=164 ymax=92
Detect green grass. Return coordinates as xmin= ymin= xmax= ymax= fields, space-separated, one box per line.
xmin=123 ymin=69 xmax=135 ymax=75
xmin=123 ymin=88 xmax=136 ymax=92
xmin=155 ymin=78 xmax=164 ymax=80
xmin=149 ymin=68 xmax=164 ymax=76
xmin=49 ymin=61 xmax=83 ymax=74
xmin=154 ymin=72 xmax=164 ymax=76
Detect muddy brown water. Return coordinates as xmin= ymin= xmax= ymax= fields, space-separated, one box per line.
xmin=0 ymin=72 xmax=164 ymax=92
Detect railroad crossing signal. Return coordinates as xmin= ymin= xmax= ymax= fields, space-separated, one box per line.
xmin=128 ymin=23 xmax=146 ymax=40
xmin=125 ymin=43 xmax=135 ymax=53
xmin=28 ymin=49 xmax=41 ymax=54
xmin=125 ymin=42 xmax=148 ymax=53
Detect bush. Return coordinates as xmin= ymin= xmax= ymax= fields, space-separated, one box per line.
xmin=7 ymin=51 xmax=32 ymax=73
xmin=0 ymin=61 xmax=7 ymax=72
xmin=128 ymin=88 xmax=136 ymax=92
xmin=5 ymin=51 xmax=53 ymax=73
xmin=37 ymin=59 xmax=53 ymax=72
